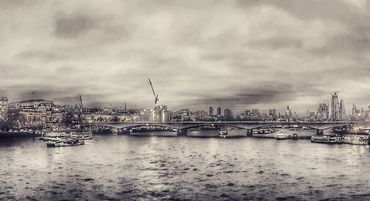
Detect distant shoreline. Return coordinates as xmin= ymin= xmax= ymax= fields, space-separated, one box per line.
xmin=0 ymin=132 xmax=41 ymax=138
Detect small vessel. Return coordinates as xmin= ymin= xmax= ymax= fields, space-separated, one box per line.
xmin=333 ymin=126 xmax=351 ymax=135
xmin=219 ymin=130 xmax=228 ymax=138
xmin=310 ymin=135 xmax=343 ymax=144
xmin=343 ymin=135 xmax=369 ymax=145
xmin=40 ymin=131 xmax=69 ymax=141
xmin=275 ymin=132 xmax=288 ymax=140
xmin=69 ymin=131 xmax=93 ymax=140
xmin=292 ymin=133 xmax=298 ymax=140
xmin=252 ymin=129 xmax=276 ymax=138
xmin=219 ymin=128 xmax=246 ymax=138
xmin=46 ymin=138 xmax=85 ymax=147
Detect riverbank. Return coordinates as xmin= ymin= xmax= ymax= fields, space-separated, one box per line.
xmin=0 ymin=131 xmax=41 ymax=138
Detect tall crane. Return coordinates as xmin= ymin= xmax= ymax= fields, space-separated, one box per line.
xmin=148 ymin=78 xmax=159 ymax=105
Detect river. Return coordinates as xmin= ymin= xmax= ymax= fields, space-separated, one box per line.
xmin=1 ymin=133 xmax=370 ymax=200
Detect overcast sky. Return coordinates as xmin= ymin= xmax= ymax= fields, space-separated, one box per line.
xmin=0 ymin=0 xmax=370 ymax=113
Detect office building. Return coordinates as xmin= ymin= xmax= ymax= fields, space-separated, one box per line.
xmin=217 ymin=107 xmax=222 ymax=116
xmin=331 ymin=92 xmax=340 ymax=121
xmin=209 ymin=107 xmax=214 ymax=116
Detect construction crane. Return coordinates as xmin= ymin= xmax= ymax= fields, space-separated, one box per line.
xmin=148 ymin=78 xmax=159 ymax=105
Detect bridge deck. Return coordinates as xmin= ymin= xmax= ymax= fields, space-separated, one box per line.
xmin=86 ymin=121 xmax=359 ymax=130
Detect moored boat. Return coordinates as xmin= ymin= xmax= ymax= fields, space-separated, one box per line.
xmin=275 ymin=132 xmax=288 ymax=140
xmin=252 ymin=128 xmax=276 ymax=138
xmin=291 ymin=133 xmax=298 ymax=140
xmin=219 ymin=129 xmax=247 ymax=138
xmin=40 ymin=131 xmax=69 ymax=141
xmin=343 ymin=135 xmax=369 ymax=145
xmin=46 ymin=138 xmax=85 ymax=147
xmin=333 ymin=126 xmax=351 ymax=135
xmin=69 ymin=131 xmax=93 ymax=140
xmin=310 ymin=135 xmax=343 ymax=144
xmin=219 ymin=130 xmax=228 ymax=138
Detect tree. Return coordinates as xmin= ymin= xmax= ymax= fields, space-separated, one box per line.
xmin=0 ymin=110 xmax=21 ymax=131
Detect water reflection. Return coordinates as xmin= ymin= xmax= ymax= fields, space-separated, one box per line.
xmin=1 ymin=133 xmax=370 ymax=200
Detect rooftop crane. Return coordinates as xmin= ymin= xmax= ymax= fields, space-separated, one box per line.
xmin=148 ymin=78 xmax=159 ymax=105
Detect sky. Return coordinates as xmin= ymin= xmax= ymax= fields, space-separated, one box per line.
xmin=0 ymin=0 xmax=370 ymax=114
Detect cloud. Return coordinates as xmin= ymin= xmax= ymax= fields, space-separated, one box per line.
xmin=16 ymin=49 xmax=66 ymax=61
xmin=54 ymin=15 xmax=96 ymax=39
xmin=0 ymin=0 xmax=29 ymax=8
xmin=194 ymin=83 xmax=295 ymax=105
xmin=0 ymin=0 xmax=369 ymax=114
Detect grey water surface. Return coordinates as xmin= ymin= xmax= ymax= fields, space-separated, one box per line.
xmin=1 ymin=134 xmax=370 ymax=201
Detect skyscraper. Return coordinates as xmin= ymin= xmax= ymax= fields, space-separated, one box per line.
xmin=331 ymin=92 xmax=340 ymax=121
xmin=352 ymin=104 xmax=357 ymax=116
xmin=251 ymin=109 xmax=260 ymax=116
xmin=317 ymin=103 xmax=329 ymax=121
xmin=209 ymin=107 xmax=214 ymax=116
xmin=217 ymin=107 xmax=222 ymax=116
xmin=285 ymin=105 xmax=292 ymax=118
xmin=268 ymin=109 xmax=277 ymax=119
xmin=339 ymin=99 xmax=345 ymax=120
xmin=224 ymin=108 xmax=232 ymax=120
xmin=195 ymin=110 xmax=208 ymax=120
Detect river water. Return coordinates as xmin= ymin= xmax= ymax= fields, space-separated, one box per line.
xmin=1 ymin=133 xmax=370 ymax=201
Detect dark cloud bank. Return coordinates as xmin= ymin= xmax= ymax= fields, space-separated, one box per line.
xmin=1 ymin=0 xmax=370 ymax=113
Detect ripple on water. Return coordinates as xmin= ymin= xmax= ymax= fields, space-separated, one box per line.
xmin=2 ymin=136 xmax=370 ymax=200
xmin=226 ymin=182 xmax=235 ymax=187
xmin=83 ymin=178 xmax=94 ymax=182
xmin=275 ymin=196 xmax=300 ymax=201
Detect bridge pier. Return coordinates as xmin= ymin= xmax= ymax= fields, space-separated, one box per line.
xmin=316 ymin=129 xmax=324 ymax=135
xmin=246 ymin=129 xmax=253 ymax=137
xmin=177 ymin=129 xmax=188 ymax=136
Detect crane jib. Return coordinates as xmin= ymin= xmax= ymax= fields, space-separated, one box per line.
xmin=148 ymin=78 xmax=159 ymax=105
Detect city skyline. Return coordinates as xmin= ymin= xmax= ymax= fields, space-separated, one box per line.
xmin=2 ymin=2 xmax=370 ymax=201
xmin=1 ymin=91 xmax=370 ymax=119
xmin=1 ymin=0 xmax=370 ymax=113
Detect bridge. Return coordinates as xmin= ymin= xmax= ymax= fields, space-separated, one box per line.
xmin=83 ymin=121 xmax=366 ymax=136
